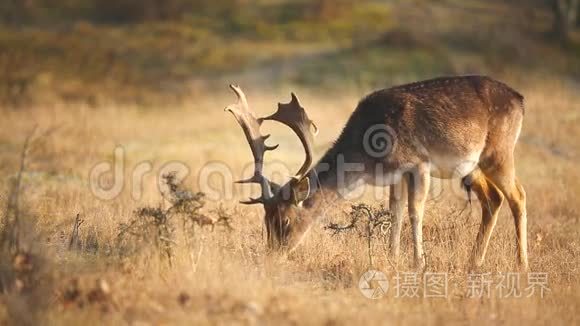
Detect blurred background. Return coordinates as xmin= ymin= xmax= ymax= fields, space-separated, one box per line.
xmin=0 ymin=3 xmax=579 ymax=324
xmin=0 ymin=0 xmax=578 ymax=108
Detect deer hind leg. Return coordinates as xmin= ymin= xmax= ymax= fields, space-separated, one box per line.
xmin=407 ymin=166 xmax=430 ymax=269
xmin=483 ymin=161 xmax=529 ymax=270
xmin=389 ymin=179 xmax=407 ymax=262
xmin=468 ymin=169 xmax=504 ymax=268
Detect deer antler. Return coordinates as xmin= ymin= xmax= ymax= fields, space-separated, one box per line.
xmin=225 ymin=85 xmax=278 ymax=205
xmin=261 ymin=93 xmax=318 ymax=180
xmin=225 ymin=86 xmax=318 ymax=204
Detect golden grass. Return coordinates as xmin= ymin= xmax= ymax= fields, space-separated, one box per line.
xmin=0 ymin=78 xmax=579 ymax=325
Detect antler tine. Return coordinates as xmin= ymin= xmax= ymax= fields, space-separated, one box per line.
xmin=225 ymin=84 xmax=278 ymax=204
xmin=261 ymin=92 xmax=318 ymax=179
xmin=229 ymin=84 xmax=248 ymax=109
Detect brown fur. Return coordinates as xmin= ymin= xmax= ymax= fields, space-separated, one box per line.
xmin=265 ymin=75 xmax=528 ymax=270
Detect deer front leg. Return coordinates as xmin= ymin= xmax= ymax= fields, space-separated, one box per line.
xmin=407 ymin=166 xmax=430 ymax=270
xmin=389 ymin=180 xmax=407 ymax=263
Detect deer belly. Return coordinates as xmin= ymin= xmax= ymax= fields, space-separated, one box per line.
xmin=428 ymin=151 xmax=481 ymax=179
xmin=364 ymin=150 xmax=481 ymax=186
xmin=365 ymin=170 xmax=406 ymax=187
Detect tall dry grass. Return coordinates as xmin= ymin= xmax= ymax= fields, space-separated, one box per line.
xmin=0 ymin=77 xmax=579 ymax=325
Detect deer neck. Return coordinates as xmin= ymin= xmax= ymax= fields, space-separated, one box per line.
xmin=301 ymin=145 xmax=365 ymax=214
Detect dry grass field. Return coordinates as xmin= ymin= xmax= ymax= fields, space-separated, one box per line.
xmin=0 ymin=74 xmax=579 ymax=325
xmin=1 ymin=1 xmax=580 ymax=325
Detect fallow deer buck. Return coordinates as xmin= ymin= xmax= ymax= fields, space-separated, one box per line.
xmin=225 ymin=75 xmax=528 ymax=270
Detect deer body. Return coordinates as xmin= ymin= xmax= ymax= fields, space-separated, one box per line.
xmin=226 ymin=75 xmax=528 ymax=270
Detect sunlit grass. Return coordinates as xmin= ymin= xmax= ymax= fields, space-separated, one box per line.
xmin=0 ymin=77 xmax=579 ymax=324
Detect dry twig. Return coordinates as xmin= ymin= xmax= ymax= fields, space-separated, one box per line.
xmin=68 ymin=214 xmax=84 ymax=251
xmin=1 ymin=126 xmax=37 ymax=254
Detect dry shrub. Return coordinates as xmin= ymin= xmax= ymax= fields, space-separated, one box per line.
xmin=0 ymin=128 xmax=56 ymax=325
xmin=116 ymin=172 xmax=233 ymax=263
xmin=325 ymin=203 xmax=393 ymax=267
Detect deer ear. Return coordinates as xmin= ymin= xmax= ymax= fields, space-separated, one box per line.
xmin=292 ymin=177 xmax=310 ymax=205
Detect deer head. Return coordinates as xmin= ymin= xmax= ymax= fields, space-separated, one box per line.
xmin=225 ymin=85 xmax=318 ymax=249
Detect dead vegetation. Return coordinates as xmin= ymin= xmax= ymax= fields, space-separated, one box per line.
xmin=0 ymin=1 xmax=578 ymax=324
xmin=0 ymin=79 xmax=578 ymax=324
xmin=117 ymin=172 xmax=233 ymax=264
xmin=326 ymin=203 xmax=393 ymax=267
xmin=0 ymin=127 xmax=56 ymax=325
